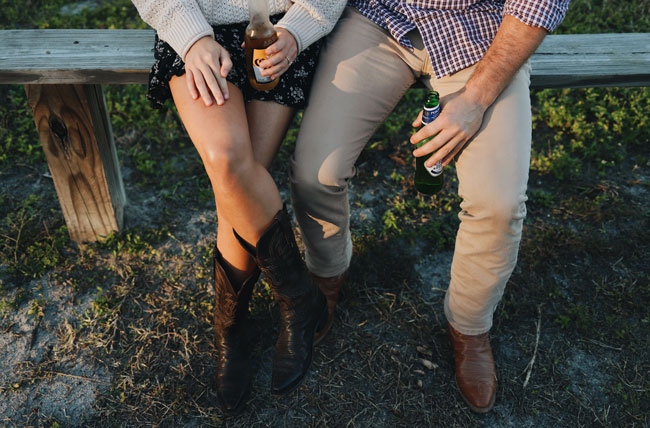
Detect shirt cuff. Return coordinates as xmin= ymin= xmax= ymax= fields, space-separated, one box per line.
xmin=275 ymin=4 xmax=326 ymax=53
xmin=503 ymin=0 xmax=571 ymax=33
xmin=157 ymin=4 xmax=215 ymax=61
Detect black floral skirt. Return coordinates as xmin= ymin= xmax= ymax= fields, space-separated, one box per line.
xmin=147 ymin=15 xmax=323 ymax=110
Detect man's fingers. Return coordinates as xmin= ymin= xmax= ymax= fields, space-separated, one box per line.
xmin=413 ymin=128 xmax=454 ymax=158
xmin=431 ymin=134 xmax=465 ymax=167
xmin=410 ymin=119 xmax=443 ymax=146
xmin=412 ymin=110 xmax=423 ymax=127
xmin=442 ymin=135 xmax=469 ymax=166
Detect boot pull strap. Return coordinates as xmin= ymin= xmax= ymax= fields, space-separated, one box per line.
xmin=232 ymin=228 xmax=257 ymax=256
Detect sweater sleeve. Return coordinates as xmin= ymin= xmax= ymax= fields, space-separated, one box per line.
xmin=275 ymin=0 xmax=347 ymax=53
xmin=131 ymin=0 xmax=214 ymax=60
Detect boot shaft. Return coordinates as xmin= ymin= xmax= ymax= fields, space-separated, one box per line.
xmin=213 ymin=248 xmax=259 ymax=330
xmin=234 ymin=208 xmax=311 ymax=299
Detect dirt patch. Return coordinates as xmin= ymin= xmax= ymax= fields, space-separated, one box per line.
xmin=0 ymin=276 xmax=111 ymax=426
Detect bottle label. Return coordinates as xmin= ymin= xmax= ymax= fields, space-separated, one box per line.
xmin=422 ymin=105 xmax=440 ymax=125
xmin=427 ymin=161 xmax=443 ymax=177
xmin=421 ymin=105 xmax=442 ymax=176
xmin=252 ymin=49 xmax=271 ymax=83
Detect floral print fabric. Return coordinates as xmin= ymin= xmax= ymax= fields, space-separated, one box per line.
xmin=147 ymin=15 xmax=323 ymax=110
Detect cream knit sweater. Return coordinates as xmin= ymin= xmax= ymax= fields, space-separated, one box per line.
xmin=131 ymin=0 xmax=346 ymax=60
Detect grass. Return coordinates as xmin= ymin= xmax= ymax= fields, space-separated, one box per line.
xmin=1 ymin=0 xmax=649 ymax=426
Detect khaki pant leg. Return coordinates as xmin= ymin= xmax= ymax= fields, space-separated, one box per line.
xmin=290 ymin=8 xmax=423 ymax=277
xmin=425 ymin=63 xmax=533 ymax=335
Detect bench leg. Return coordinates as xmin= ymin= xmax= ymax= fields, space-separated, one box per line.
xmin=25 ymin=84 xmax=126 ymax=243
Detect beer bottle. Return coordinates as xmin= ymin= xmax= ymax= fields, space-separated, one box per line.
xmin=245 ymin=0 xmax=279 ymax=91
xmin=414 ymin=91 xmax=444 ymax=195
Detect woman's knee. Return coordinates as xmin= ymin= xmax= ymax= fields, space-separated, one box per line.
xmin=200 ymin=134 xmax=252 ymax=190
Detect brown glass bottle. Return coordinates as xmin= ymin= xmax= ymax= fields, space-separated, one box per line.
xmin=245 ymin=0 xmax=279 ymax=91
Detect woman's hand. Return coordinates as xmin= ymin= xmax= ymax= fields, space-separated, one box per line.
xmin=249 ymin=29 xmax=298 ymax=80
xmin=410 ymin=88 xmax=488 ymax=168
xmin=184 ymin=36 xmax=233 ymax=107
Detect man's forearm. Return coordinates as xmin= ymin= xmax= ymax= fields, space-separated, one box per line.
xmin=411 ymin=13 xmax=556 ymax=166
xmin=464 ymin=14 xmax=548 ymax=108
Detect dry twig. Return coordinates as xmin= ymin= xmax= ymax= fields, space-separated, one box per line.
xmin=523 ymin=305 xmax=542 ymax=388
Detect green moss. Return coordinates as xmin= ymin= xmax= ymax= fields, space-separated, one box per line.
xmin=0 ymin=194 xmax=69 ymax=281
xmin=532 ymin=87 xmax=650 ymax=180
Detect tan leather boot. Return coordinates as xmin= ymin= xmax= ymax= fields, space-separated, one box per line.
xmin=448 ymin=323 xmax=497 ymax=413
xmin=312 ymin=269 xmax=348 ymax=346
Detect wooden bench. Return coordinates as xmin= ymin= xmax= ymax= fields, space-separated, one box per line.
xmin=1 ymin=30 xmax=649 ymax=242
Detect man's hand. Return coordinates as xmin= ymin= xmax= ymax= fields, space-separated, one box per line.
xmin=184 ymin=36 xmax=233 ymax=107
xmin=244 ymin=28 xmax=298 ymax=81
xmin=410 ymin=88 xmax=488 ymax=168
xmin=410 ymin=15 xmax=548 ymax=167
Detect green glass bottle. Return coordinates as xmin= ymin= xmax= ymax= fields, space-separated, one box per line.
xmin=414 ymin=91 xmax=443 ymax=195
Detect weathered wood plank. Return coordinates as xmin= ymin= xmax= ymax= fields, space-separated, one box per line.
xmin=1 ymin=29 xmax=154 ymax=84
xmin=25 ymin=84 xmax=126 ymax=242
xmin=1 ymin=30 xmax=649 ymax=88
xmin=530 ymin=33 xmax=650 ymax=88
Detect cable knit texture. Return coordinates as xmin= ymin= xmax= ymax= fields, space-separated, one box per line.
xmin=131 ymin=0 xmax=346 ymax=60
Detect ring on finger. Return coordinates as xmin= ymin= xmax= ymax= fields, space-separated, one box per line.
xmin=285 ymin=56 xmax=292 ymax=65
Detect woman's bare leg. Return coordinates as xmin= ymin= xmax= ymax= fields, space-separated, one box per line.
xmin=170 ymin=75 xmax=294 ymax=282
xmin=170 ymin=77 xmax=281 ymax=252
xmin=245 ymin=100 xmax=295 ymax=167
xmin=216 ymin=101 xmax=295 ymax=281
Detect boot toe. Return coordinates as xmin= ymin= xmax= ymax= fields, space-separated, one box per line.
xmin=448 ymin=324 xmax=497 ymax=413
xmin=217 ymin=385 xmax=249 ymax=415
xmin=456 ymin=377 xmax=496 ymax=413
xmin=271 ymin=357 xmax=310 ymax=395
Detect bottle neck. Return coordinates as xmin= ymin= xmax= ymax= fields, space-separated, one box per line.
xmin=248 ymin=0 xmax=272 ymax=27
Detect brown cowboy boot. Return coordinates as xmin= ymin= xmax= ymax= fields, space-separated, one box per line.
xmin=448 ymin=323 xmax=497 ymax=413
xmin=312 ymin=270 xmax=347 ymax=346
xmin=234 ymin=207 xmax=328 ymax=395
xmin=213 ymin=247 xmax=260 ymax=414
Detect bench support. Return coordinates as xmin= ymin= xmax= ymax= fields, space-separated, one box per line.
xmin=25 ymin=84 xmax=126 ymax=242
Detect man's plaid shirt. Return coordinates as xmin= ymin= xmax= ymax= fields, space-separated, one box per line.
xmin=350 ymin=0 xmax=570 ymax=78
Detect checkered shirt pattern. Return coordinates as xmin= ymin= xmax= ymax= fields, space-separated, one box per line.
xmin=350 ymin=0 xmax=571 ymax=78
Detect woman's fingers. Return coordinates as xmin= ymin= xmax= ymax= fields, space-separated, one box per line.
xmin=219 ymin=48 xmax=232 ymax=79
xmin=261 ymin=50 xmax=289 ymax=69
xmin=184 ymin=37 xmax=234 ymax=106
xmin=258 ymin=29 xmax=298 ymax=79
xmin=261 ymin=58 xmax=288 ymax=79
xmin=185 ymin=67 xmax=199 ymax=100
xmin=200 ymin=64 xmax=224 ymax=105
xmin=216 ymin=49 xmax=232 ymax=100
xmin=192 ymin=68 xmax=214 ymax=106
xmin=265 ymin=36 xmax=286 ymax=56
